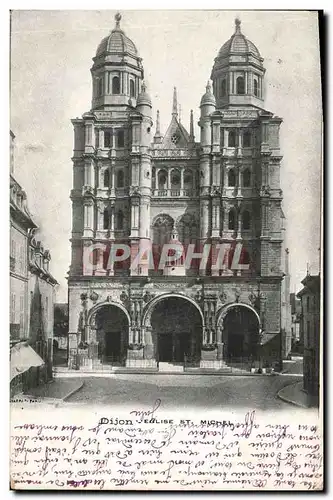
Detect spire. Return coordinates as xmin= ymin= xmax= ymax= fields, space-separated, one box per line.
xmin=235 ymin=17 xmax=241 ymax=34
xmin=115 ymin=12 xmax=122 ymax=30
xmin=179 ymin=104 xmax=182 ymax=123
xmin=155 ymin=110 xmax=160 ymax=135
xmin=189 ymin=109 xmax=194 ymax=142
xmin=154 ymin=110 xmax=162 ymax=144
xmin=172 ymin=87 xmax=178 ymax=118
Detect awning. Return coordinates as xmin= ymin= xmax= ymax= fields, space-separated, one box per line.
xmin=10 ymin=342 xmax=45 ymax=381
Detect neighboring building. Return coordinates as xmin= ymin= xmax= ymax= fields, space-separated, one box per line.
xmin=280 ymin=242 xmax=292 ymax=358
xmin=54 ymin=303 xmax=69 ymax=349
xmin=297 ymin=273 xmax=320 ymax=406
xmin=290 ymin=292 xmax=302 ymax=350
xmin=68 ymin=15 xmax=286 ymax=372
xmin=10 ymin=131 xmax=58 ymax=395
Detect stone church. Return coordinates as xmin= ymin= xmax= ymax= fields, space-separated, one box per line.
xmin=68 ymin=14 xmax=286 ymax=372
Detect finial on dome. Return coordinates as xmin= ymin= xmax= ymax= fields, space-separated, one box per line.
xmin=235 ymin=17 xmax=241 ymax=34
xmin=206 ymin=80 xmax=212 ymax=93
xmin=115 ymin=12 xmax=122 ymax=29
xmin=141 ymin=80 xmax=147 ymax=93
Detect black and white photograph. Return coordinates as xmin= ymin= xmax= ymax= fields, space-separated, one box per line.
xmin=9 ymin=9 xmax=323 ymax=491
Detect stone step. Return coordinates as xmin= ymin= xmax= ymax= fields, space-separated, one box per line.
xmin=158 ymin=362 xmax=184 ymax=372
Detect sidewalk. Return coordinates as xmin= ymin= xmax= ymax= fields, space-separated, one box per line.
xmin=277 ymin=381 xmax=311 ymax=408
xmin=11 ymin=378 xmax=84 ymax=403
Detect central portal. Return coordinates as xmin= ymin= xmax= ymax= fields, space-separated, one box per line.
xmin=150 ymin=297 xmax=202 ymax=366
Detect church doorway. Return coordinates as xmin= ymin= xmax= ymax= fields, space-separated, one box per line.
xmin=95 ymin=305 xmax=128 ymax=365
xmin=221 ymin=305 xmax=260 ymax=364
xmin=150 ymin=297 xmax=202 ymax=367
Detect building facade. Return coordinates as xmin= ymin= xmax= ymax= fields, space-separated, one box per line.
xmin=297 ymin=274 xmax=320 ymax=406
xmin=10 ymin=131 xmax=58 ymax=394
xmin=68 ymin=15 xmax=286 ymax=372
xmin=290 ymin=292 xmax=302 ymax=351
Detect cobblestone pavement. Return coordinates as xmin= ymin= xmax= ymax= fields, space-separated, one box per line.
xmin=63 ymin=373 xmax=305 ymax=411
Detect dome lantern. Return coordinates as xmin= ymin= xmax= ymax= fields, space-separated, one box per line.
xmin=91 ymin=13 xmax=144 ymax=110
xmin=210 ymin=18 xmax=266 ymax=109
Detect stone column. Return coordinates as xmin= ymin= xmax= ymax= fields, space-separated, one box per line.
xmin=143 ymin=326 xmax=154 ymax=360
xmin=167 ymin=168 xmax=171 ymax=192
xmin=97 ymin=201 xmax=104 ymax=230
xmin=99 ymin=129 xmax=104 ymax=149
xmin=229 ymin=72 xmax=233 ymax=94
xmin=84 ymin=159 xmax=92 ymax=186
xmin=110 ymin=163 xmax=115 ymax=195
xmin=180 ymin=167 xmax=184 ymax=194
xmin=224 ymin=129 xmax=228 ymax=149
xmin=216 ymin=326 xmax=224 ymax=360
xmin=83 ymin=200 xmax=94 ymax=237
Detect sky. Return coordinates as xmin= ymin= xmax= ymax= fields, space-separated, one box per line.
xmin=10 ymin=10 xmax=322 ymax=302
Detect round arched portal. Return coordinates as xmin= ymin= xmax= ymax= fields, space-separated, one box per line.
xmin=218 ymin=304 xmax=260 ymax=363
xmin=148 ymin=296 xmax=203 ymax=366
xmin=94 ymin=305 xmax=129 ymax=366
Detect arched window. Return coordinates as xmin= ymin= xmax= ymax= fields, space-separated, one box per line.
xmin=243 ymin=130 xmax=251 ymax=148
xmin=236 ymin=76 xmax=245 ymax=95
xmin=242 ymin=210 xmax=251 ymax=230
xmin=177 ymin=214 xmax=198 ymax=246
xmin=103 ymin=169 xmax=110 ymax=188
xmin=254 ymin=79 xmax=258 ymax=97
xmin=98 ymin=78 xmax=103 ymax=96
xmin=184 ymin=169 xmax=193 ymax=189
xmin=228 ymin=168 xmax=236 ymax=187
xmin=171 ymin=170 xmax=181 ymax=188
xmin=228 ymin=209 xmax=236 ymax=230
xmin=112 ymin=76 xmax=120 ymax=95
xmin=130 ymin=79 xmax=135 ymax=97
xmin=117 ymin=170 xmax=124 ymax=188
xmin=104 ymin=130 xmax=112 ymax=148
xmin=117 ymin=129 xmax=124 ymax=148
xmin=243 ymin=168 xmax=251 ymax=187
xmin=228 ymin=130 xmax=236 ymax=147
xmin=221 ymin=79 xmax=227 ymax=97
xmin=103 ymin=209 xmax=109 ymax=230
xmin=116 ymin=210 xmax=124 ymax=230
xmin=158 ymin=170 xmax=167 ymax=189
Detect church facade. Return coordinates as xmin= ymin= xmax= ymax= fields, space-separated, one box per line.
xmin=68 ymin=15 xmax=286 ymax=372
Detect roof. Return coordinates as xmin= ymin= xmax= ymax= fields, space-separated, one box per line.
xmin=161 ymin=115 xmax=191 ymax=149
xmin=200 ymin=81 xmax=216 ymax=107
xmin=96 ymin=13 xmax=138 ymax=58
xmin=297 ymin=274 xmax=320 ymax=298
xmin=215 ymin=18 xmax=262 ymax=62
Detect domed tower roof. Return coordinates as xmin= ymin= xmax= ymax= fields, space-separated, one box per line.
xmin=217 ymin=18 xmax=261 ymax=60
xmin=90 ymin=13 xmax=144 ymax=110
xmin=200 ymin=81 xmax=216 ymax=107
xmin=210 ymin=18 xmax=265 ymax=109
xmin=136 ymin=81 xmax=152 ymax=107
xmin=96 ymin=13 xmax=139 ymax=58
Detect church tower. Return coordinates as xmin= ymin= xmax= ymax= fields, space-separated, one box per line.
xmin=68 ymin=15 xmax=286 ymax=373
xmin=197 ymin=18 xmax=285 ymax=367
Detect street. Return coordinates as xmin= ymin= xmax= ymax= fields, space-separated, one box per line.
xmin=63 ymin=373 xmax=303 ymax=411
